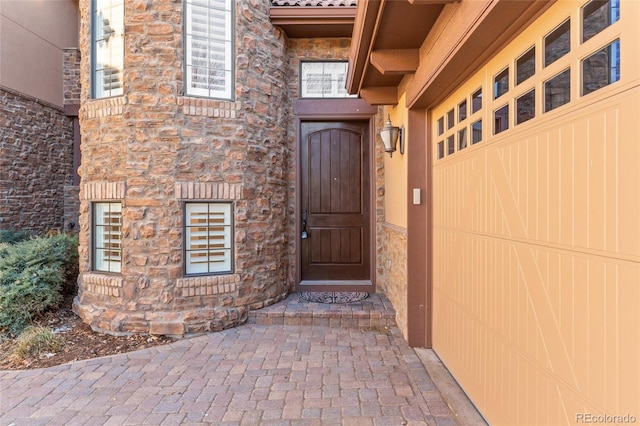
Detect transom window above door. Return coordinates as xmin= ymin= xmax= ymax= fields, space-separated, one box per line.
xmin=300 ymin=62 xmax=357 ymax=99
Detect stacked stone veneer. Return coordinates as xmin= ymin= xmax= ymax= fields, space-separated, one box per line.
xmin=0 ymin=87 xmax=74 ymax=234
xmin=63 ymin=48 xmax=82 ymax=233
xmin=379 ymin=223 xmax=408 ymax=339
xmin=63 ymin=49 xmax=82 ymax=106
xmin=74 ymin=0 xmax=290 ymax=335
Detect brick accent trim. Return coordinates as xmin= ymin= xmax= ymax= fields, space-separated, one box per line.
xmin=178 ymin=97 xmax=240 ymax=118
xmin=81 ymin=182 xmax=126 ymax=200
xmin=81 ymin=273 xmax=123 ymax=297
xmin=83 ymin=97 xmax=126 ymax=118
xmin=175 ymin=182 xmax=243 ymax=200
xmin=176 ymin=274 xmax=240 ymax=297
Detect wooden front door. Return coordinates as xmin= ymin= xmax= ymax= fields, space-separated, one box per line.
xmin=299 ymin=121 xmax=371 ymax=285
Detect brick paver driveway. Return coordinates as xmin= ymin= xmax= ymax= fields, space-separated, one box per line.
xmin=1 ymin=324 xmax=458 ymax=425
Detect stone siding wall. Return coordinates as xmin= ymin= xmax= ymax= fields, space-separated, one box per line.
xmin=0 ymin=87 xmax=74 ymax=234
xmin=379 ymin=223 xmax=408 ymax=339
xmin=63 ymin=48 xmax=82 ymax=107
xmin=75 ymin=0 xmax=290 ymax=335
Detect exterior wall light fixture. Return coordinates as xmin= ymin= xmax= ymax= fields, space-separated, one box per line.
xmin=379 ymin=115 xmax=404 ymax=157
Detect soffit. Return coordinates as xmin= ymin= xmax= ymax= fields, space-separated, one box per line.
xmin=348 ymin=0 xmax=556 ymax=107
xmin=270 ymin=1 xmax=358 ymax=38
xmin=363 ymin=2 xmax=444 ymax=89
xmin=346 ymin=0 xmax=452 ymax=105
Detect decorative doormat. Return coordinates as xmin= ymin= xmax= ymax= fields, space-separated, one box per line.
xmin=299 ymin=292 xmax=369 ymax=304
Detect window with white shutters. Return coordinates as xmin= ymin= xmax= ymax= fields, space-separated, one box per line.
xmin=185 ymin=203 xmax=233 ymax=275
xmin=93 ymin=202 xmax=122 ymax=273
xmin=185 ymin=0 xmax=234 ymax=99
xmin=91 ymin=0 xmax=124 ymax=99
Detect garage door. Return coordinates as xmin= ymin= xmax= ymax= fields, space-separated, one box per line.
xmin=430 ymin=1 xmax=640 ymax=424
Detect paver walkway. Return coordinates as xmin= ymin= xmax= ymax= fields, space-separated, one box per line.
xmin=1 ymin=298 xmax=462 ymax=425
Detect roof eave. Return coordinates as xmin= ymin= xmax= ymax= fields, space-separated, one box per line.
xmin=270 ymin=6 xmax=357 ymax=38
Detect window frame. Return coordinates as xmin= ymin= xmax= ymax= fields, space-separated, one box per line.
xmin=581 ymin=38 xmax=620 ymax=96
xmin=299 ymin=61 xmax=356 ymax=99
xmin=92 ymin=202 xmax=122 ymax=273
xmin=184 ymin=0 xmax=235 ymax=100
xmin=183 ymin=201 xmax=234 ymax=276
xmin=91 ymin=0 xmax=124 ymax=99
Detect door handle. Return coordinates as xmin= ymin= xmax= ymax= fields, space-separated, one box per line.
xmin=301 ymin=208 xmax=308 ymax=239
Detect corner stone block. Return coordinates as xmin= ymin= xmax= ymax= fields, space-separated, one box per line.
xmin=149 ymin=321 xmax=185 ymax=336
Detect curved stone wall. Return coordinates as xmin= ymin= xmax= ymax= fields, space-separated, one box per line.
xmin=74 ymin=0 xmax=290 ymax=335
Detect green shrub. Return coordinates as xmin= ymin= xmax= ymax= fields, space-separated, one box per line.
xmin=0 ymin=234 xmax=79 ymax=335
xmin=0 ymin=230 xmax=32 ymax=244
xmin=12 ymin=326 xmax=65 ymax=359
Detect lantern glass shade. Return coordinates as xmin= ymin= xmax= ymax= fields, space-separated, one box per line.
xmin=379 ymin=115 xmax=400 ymax=156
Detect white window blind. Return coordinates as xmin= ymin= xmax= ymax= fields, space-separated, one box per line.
xmin=300 ymin=62 xmax=356 ymax=98
xmin=185 ymin=0 xmax=233 ymax=99
xmin=94 ymin=202 xmax=122 ymax=273
xmin=92 ymin=0 xmax=124 ymax=98
xmin=185 ymin=203 xmax=233 ymax=275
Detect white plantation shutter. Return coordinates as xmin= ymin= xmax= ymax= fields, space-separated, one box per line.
xmin=92 ymin=0 xmax=124 ymax=98
xmin=94 ymin=203 xmax=122 ymax=273
xmin=185 ymin=203 xmax=232 ymax=275
xmin=185 ymin=0 xmax=233 ymax=99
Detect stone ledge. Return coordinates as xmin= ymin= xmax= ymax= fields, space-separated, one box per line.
xmin=73 ymin=297 xmax=250 ymax=336
xmin=72 ymin=291 xmax=291 ymax=336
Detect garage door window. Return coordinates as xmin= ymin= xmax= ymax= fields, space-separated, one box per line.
xmin=493 ymin=104 xmax=509 ymax=134
xmin=582 ymin=0 xmax=620 ymax=42
xmin=582 ymin=39 xmax=620 ymax=96
xmin=545 ymin=19 xmax=571 ymax=67
xmin=494 ymin=67 xmax=509 ymax=99
xmin=516 ymin=89 xmax=536 ymax=125
xmin=544 ymin=69 xmax=571 ymax=112
xmin=516 ymin=47 xmax=535 ymax=85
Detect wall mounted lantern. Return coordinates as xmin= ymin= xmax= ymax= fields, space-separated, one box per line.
xmin=379 ymin=115 xmax=405 ymax=157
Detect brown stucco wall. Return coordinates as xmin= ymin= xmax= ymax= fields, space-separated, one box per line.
xmin=0 ymin=0 xmax=79 ymax=107
xmin=0 ymin=87 xmax=74 ymax=234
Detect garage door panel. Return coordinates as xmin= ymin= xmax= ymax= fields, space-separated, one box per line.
xmin=587 ymin=115 xmax=606 ymax=250
xmin=429 ymin=2 xmax=639 ymax=421
xmin=604 ymin=109 xmax=619 ymax=254
xmin=618 ymin=99 xmax=640 ymax=257
xmin=433 ymin=231 xmax=639 ymax=423
xmin=436 ymin=98 xmax=638 ymax=260
xmin=619 ymin=263 xmax=640 ymax=413
xmin=432 ymin=98 xmax=640 ymax=423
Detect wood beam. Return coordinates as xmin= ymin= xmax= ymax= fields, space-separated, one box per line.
xmin=346 ymin=0 xmax=383 ymax=94
xmin=359 ymin=87 xmax=398 ymax=105
xmin=370 ymin=49 xmax=419 ymax=75
xmin=407 ymin=0 xmax=459 ymax=4
xmin=269 ymin=6 xmax=356 ymax=23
